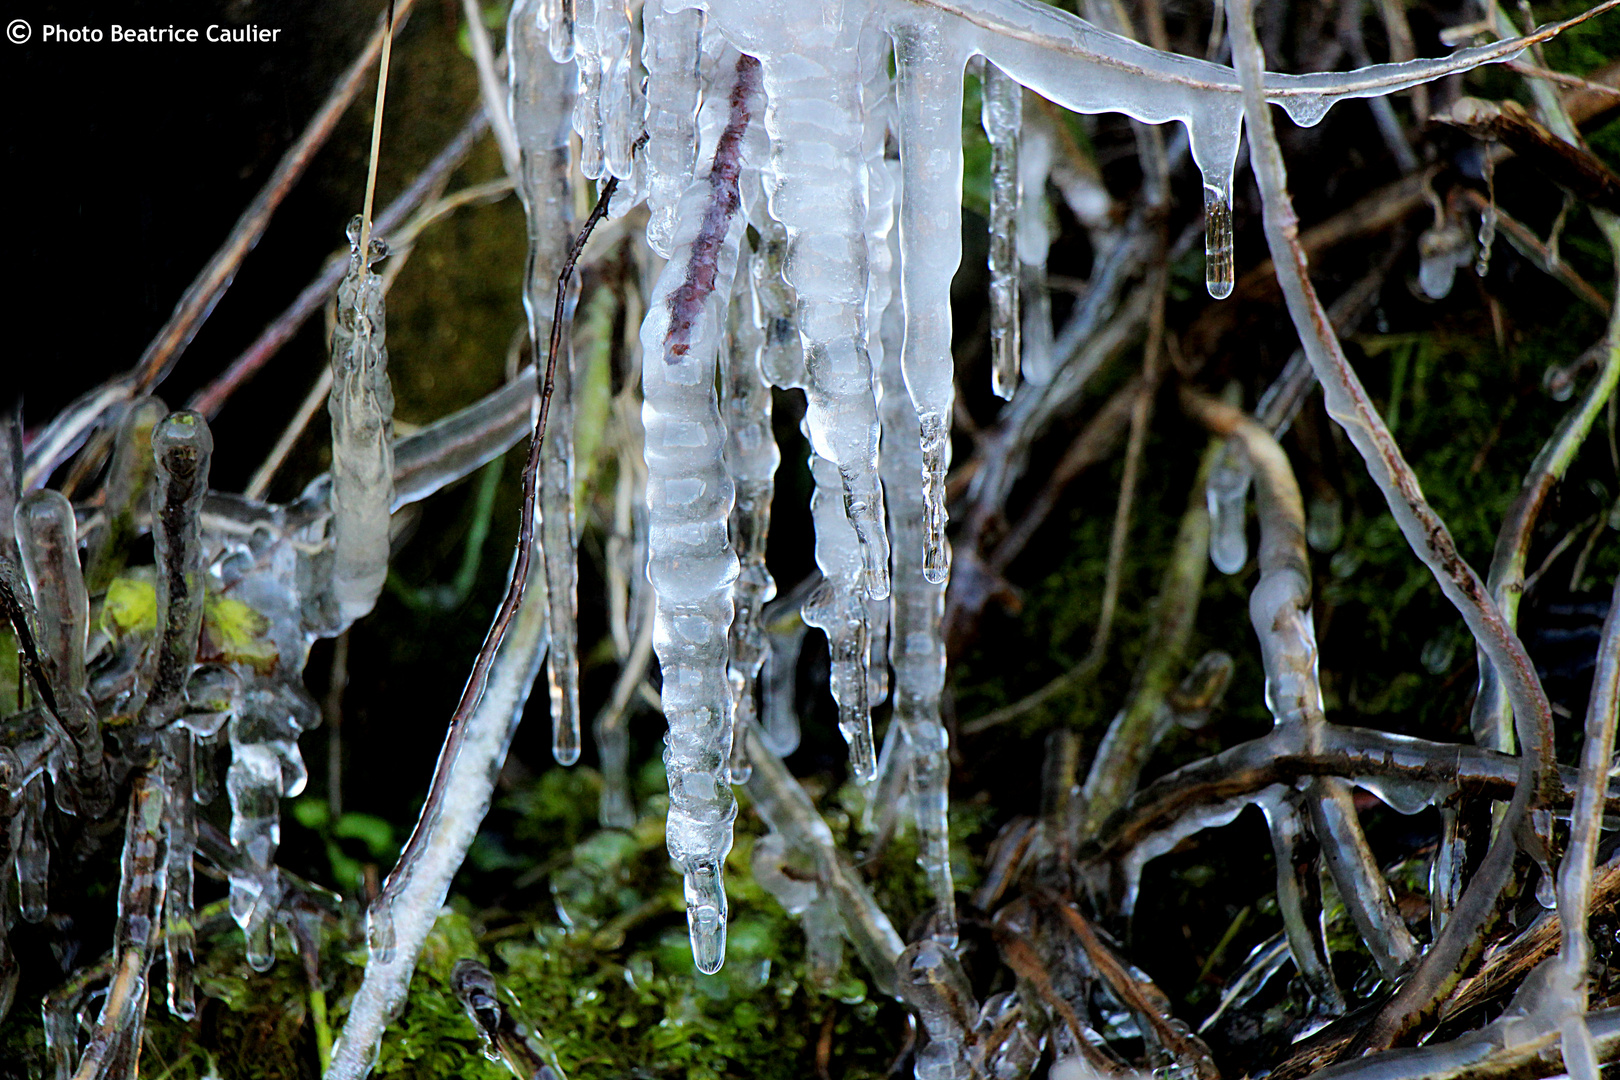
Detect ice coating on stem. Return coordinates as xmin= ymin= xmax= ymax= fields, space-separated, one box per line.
xmin=14 ymin=490 xmax=107 ymax=816
xmin=723 ymin=248 xmax=779 ymax=786
xmin=638 ymin=50 xmax=760 ymax=975
xmin=85 ymin=397 xmax=166 ymax=592
xmin=143 ymin=412 xmax=213 ymax=731
xmin=1205 ymin=443 xmax=1250 ymax=574
xmin=1255 ymin=788 xmax=1344 ymax=1013
xmin=159 ymin=723 xmax=197 ymax=1018
xmin=892 ymin=13 xmax=969 ymax=584
xmin=707 ymin=0 xmax=892 ymax=602
xmin=327 ymin=217 xmax=395 ymax=631
xmin=879 ymin=224 xmax=957 ymax=946
xmin=511 ymin=7 xmax=584 ymax=767
xmin=980 ymin=61 xmax=1022 ymax=400
xmin=751 ymin=831 xmax=843 ymax=989
xmin=897 ymin=939 xmax=978 ymax=1080
xmin=803 ymin=455 xmax=877 ymax=781
xmin=326 ymin=544 xmax=550 ymax=1080
xmin=642 ymin=4 xmax=706 ymax=257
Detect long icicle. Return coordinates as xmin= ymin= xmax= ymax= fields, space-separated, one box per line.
xmin=512 ymin=0 xmax=584 ymax=767
xmin=640 ymin=50 xmax=762 ymax=975
xmin=981 ymin=60 xmax=1022 ymax=401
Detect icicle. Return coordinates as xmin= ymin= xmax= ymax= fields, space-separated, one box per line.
xmin=705 ymin=0 xmax=892 ymax=602
xmin=572 ymin=0 xmax=606 ymax=179
xmin=879 ymin=220 xmax=957 ymax=946
xmin=13 ymin=775 xmax=48 ymax=922
xmin=327 ymin=217 xmax=395 ymax=630
xmin=751 ymin=218 xmax=804 ymax=391
xmin=638 ymin=50 xmax=760 ymax=975
xmin=1255 ymin=788 xmax=1345 ymax=1014
xmin=897 ymin=939 xmax=978 ymax=1080
xmin=724 ymin=247 xmax=779 ymax=786
xmin=1017 ymin=118 xmax=1056 ymax=386
xmin=227 ymin=723 xmax=286 ymax=971
xmin=642 ymin=4 xmax=705 ymax=257
xmin=511 ymin=4 xmax=583 ymax=768
xmin=1205 ymin=442 xmax=1250 ymax=574
xmin=981 ymin=62 xmax=1022 ymax=400
xmin=1204 ymin=184 xmax=1235 ymax=299
xmin=803 ymin=455 xmax=877 ymax=781
xmin=596 ymin=0 xmax=636 ymax=179
xmin=14 ymin=490 xmax=108 ymax=816
xmin=545 ymin=0 xmax=574 ymax=62
xmin=892 ymin=13 xmax=969 ymax=585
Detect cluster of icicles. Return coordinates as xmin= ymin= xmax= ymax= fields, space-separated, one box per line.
xmin=521 ymin=0 xmax=1554 ymax=977
xmin=1 ymin=0 xmax=1592 ymax=1075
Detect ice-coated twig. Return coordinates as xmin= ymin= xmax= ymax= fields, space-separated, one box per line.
xmin=1227 ymin=0 xmax=1565 ymax=1043
xmin=1553 ymin=570 xmax=1620 ymax=1079
xmin=1472 ymin=242 xmax=1620 ymax=752
xmin=752 ymin=831 xmax=844 ymax=990
xmin=325 ymin=545 xmax=551 ymax=1080
xmin=895 ymin=938 xmax=980 ymax=1080
xmin=1256 ymin=788 xmax=1344 ymax=1012
xmin=326 ymin=217 xmax=396 ymax=631
xmin=70 ymin=773 xmax=166 ymax=1080
xmin=451 ymin=958 xmax=562 ymax=1080
xmin=639 ymin=50 xmax=761 ymax=975
xmin=14 ymin=775 xmax=48 ymax=922
xmin=510 ymin=4 xmax=583 ymax=766
xmin=742 ymin=719 xmax=906 ymax=997
xmin=981 ymin=61 xmax=1021 ymax=400
xmin=1183 ymin=389 xmax=1418 ymax=976
xmin=14 ymin=490 xmax=108 ymax=817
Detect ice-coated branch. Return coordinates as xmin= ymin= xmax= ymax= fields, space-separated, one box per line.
xmin=84 ymin=398 xmax=166 ymax=593
xmin=1226 ymin=0 xmax=1562 ymax=1042
xmin=325 ymin=550 xmax=550 ymax=1080
xmin=742 ymin=719 xmax=906 ymax=997
xmin=14 ymin=490 xmax=108 ymax=816
xmin=639 ymin=49 xmax=761 ymax=975
xmin=140 ymin=412 xmax=213 ymax=731
xmin=510 ymin=3 xmax=583 ymax=766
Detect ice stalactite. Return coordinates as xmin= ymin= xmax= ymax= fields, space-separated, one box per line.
xmin=572 ymin=0 xmax=605 ymax=178
xmin=723 ymin=248 xmax=778 ymax=786
xmin=638 ymin=49 xmax=760 ymax=974
xmin=879 ymin=226 xmax=957 ymax=946
xmin=511 ymin=2 xmax=583 ymax=767
xmin=804 ymin=454 xmax=877 ymax=781
xmin=595 ymin=0 xmax=636 ymax=180
xmin=751 ymin=216 xmax=803 ymax=391
xmin=14 ymin=490 xmax=108 ymax=817
xmin=327 ymin=217 xmax=396 ymax=631
xmin=544 ymin=0 xmax=573 ymax=62
xmin=160 ymin=723 xmax=197 ymax=1018
xmin=892 ymin=12 xmax=969 ymax=585
xmin=1017 ymin=114 xmax=1056 ymax=387
xmin=642 ymin=3 xmax=706 ymax=257
xmin=981 ymin=61 xmax=1022 ymax=401
xmin=228 ymin=680 xmax=319 ymax=972
xmin=707 ymin=0 xmax=892 ymax=604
